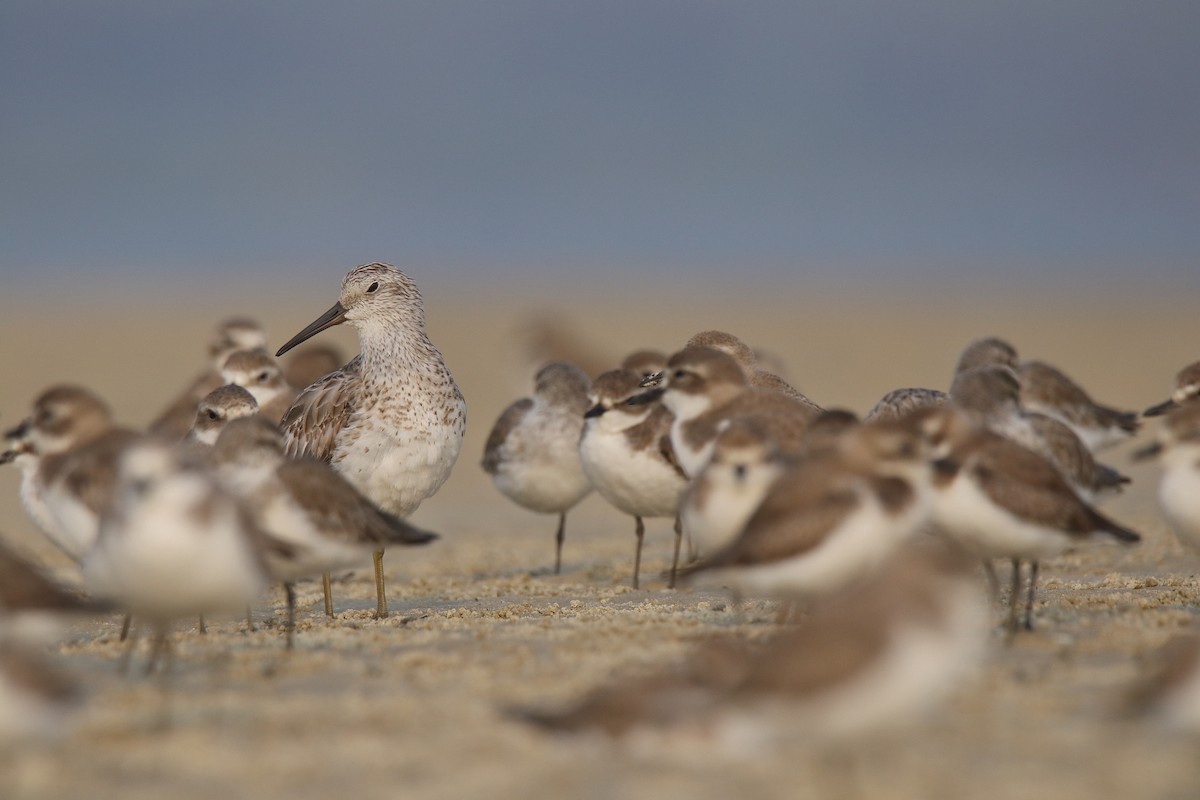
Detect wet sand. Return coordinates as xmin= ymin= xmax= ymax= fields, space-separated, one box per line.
xmin=2 ymin=281 xmax=1200 ymax=799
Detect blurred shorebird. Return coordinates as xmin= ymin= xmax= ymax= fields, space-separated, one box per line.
xmin=579 ymin=368 xmax=687 ymax=588
xmin=1134 ymin=400 xmax=1200 ymax=554
xmin=182 ymin=384 xmax=259 ymax=451
xmin=148 ymin=317 xmax=267 ymax=438
xmin=1144 ymin=360 xmax=1200 ymax=418
xmin=917 ymin=407 xmax=1140 ymax=631
xmin=0 ymin=644 xmax=79 ymax=742
xmin=519 ymin=541 xmax=988 ymax=750
xmin=482 ymin=362 xmax=593 ymax=575
xmin=950 ymin=366 xmax=1128 ymax=501
xmin=4 ymin=386 xmax=140 ymax=561
xmin=83 ymin=439 xmax=270 ymax=673
xmin=212 ymin=417 xmax=437 ymax=647
xmin=684 ymin=330 xmax=814 ymax=405
xmin=646 ymin=347 xmax=820 ymax=478
xmin=678 ymin=419 xmax=933 ymax=601
xmin=277 ymin=263 xmax=465 ymax=618
xmin=220 ymin=348 xmax=299 ymax=424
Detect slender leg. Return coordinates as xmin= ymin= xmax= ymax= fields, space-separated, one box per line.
xmin=322 ymin=572 xmax=334 ymax=617
xmin=119 ymin=613 xmax=132 ymax=642
xmin=284 ymin=582 xmax=296 ymax=650
xmin=373 ymin=549 xmax=388 ymax=619
xmin=198 ymin=615 xmax=207 ymax=635
xmin=118 ymin=622 xmax=139 ymax=675
xmin=246 ymin=605 xmax=255 ymax=632
xmin=668 ymin=516 xmax=683 ymax=589
xmin=554 ymin=512 xmax=566 ymax=575
xmin=1007 ymin=558 xmax=1022 ymax=633
xmin=1023 ymin=561 xmax=1039 ymax=631
xmin=632 ymin=516 xmax=645 ymax=589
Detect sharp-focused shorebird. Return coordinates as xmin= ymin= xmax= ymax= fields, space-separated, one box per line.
xmin=519 ymin=541 xmax=988 ymax=748
xmin=918 ymin=407 xmax=1141 ymax=631
xmin=183 ymin=384 xmax=259 ymax=449
xmin=679 ymin=419 xmax=933 ymax=601
xmin=482 ymin=362 xmax=592 ymax=575
xmin=220 ymin=348 xmax=299 ymax=424
xmin=6 ymin=386 xmax=140 ymax=561
xmin=1134 ymin=400 xmax=1200 ymax=553
xmin=277 ymin=263 xmax=465 ymax=618
xmin=1145 ymin=361 xmax=1200 ymax=418
xmin=950 ymin=366 xmax=1128 ymax=501
xmin=647 ymin=347 xmax=821 ymax=479
xmin=82 ymin=439 xmax=270 ymax=671
xmin=212 ymin=417 xmax=437 ymax=647
xmin=148 ymin=317 xmax=267 ymax=438
xmin=683 ymin=330 xmax=815 ymax=405
xmin=579 ymin=368 xmax=688 ymax=588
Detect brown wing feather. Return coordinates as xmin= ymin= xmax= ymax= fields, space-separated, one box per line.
xmin=688 ymin=461 xmax=860 ymax=570
xmin=60 ymin=429 xmax=141 ymax=516
xmin=969 ymin=437 xmax=1099 ymax=535
xmin=276 ymin=459 xmax=437 ymax=547
xmin=280 ymin=356 xmax=361 ymax=463
xmin=148 ymin=370 xmax=223 ymax=437
xmin=481 ymin=398 xmax=533 ymax=474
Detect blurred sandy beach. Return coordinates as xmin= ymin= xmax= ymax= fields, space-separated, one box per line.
xmin=2 ymin=278 xmax=1199 ymax=799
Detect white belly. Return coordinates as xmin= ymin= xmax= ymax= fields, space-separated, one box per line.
xmin=333 ymin=417 xmax=465 ymax=517
xmin=579 ymin=428 xmax=685 ymax=519
xmin=1160 ymin=468 xmax=1200 ymax=553
xmin=933 ymin=475 xmax=1072 ymax=560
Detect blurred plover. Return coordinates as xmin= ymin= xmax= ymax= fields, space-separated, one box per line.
xmin=7 ymin=386 xmax=139 ymax=561
xmin=679 ymin=419 xmax=933 ymax=600
xmin=482 ymin=362 xmax=593 ymax=575
xmin=646 ymin=347 xmax=820 ymax=478
xmin=212 ymin=417 xmax=437 ymax=647
xmin=1134 ymin=401 xmax=1200 ymax=553
xmin=148 ymin=316 xmax=267 ymax=437
xmin=1144 ymin=361 xmax=1200 ymax=418
xmin=220 ymin=348 xmax=299 ymax=424
xmin=183 ymin=384 xmax=259 ymax=450
xmin=919 ymin=408 xmax=1140 ymax=630
xmin=579 ymin=368 xmax=688 ymax=588
xmin=1017 ymin=360 xmax=1139 ymax=451
xmin=83 ymin=439 xmax=269 ymax=671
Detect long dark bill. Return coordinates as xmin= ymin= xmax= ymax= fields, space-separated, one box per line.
xmin=1143 ymin=398 xmax=1178 ymax=418
xmin=275 ymin=302 xmax=348 ymax=357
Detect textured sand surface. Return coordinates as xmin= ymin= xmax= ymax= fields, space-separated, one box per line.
xmin=2 ymin=281 xmax=1200 ymax=800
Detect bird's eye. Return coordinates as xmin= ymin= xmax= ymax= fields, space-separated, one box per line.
xmin=734 ymin=464 xmax=747 ymax=480
xmin=366 ymin=282 xmax=379 ymax=293
xmin=258 ymin=371 xmax=271 ymax=382
xmin=673 ymin=369 xmax=687 ymax=380
xmin=206 ymin=409 xmax=219 ymax=421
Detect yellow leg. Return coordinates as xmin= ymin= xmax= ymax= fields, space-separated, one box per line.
xmin=373 ymin=549 xmax=388 ymax=619
xmin=322 ymin=572 xmax=334 ymax=617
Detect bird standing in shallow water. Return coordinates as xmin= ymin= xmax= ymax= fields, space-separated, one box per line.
xmin=277 ymin=263 xmax=465 ymax=618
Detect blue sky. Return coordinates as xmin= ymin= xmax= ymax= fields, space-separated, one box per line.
xmin=2 ymin=1 xmax=1197 ymax=290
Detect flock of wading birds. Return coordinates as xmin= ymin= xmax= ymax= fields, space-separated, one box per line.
xmin=4 ymin=261 xmax=1200 ymax=748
